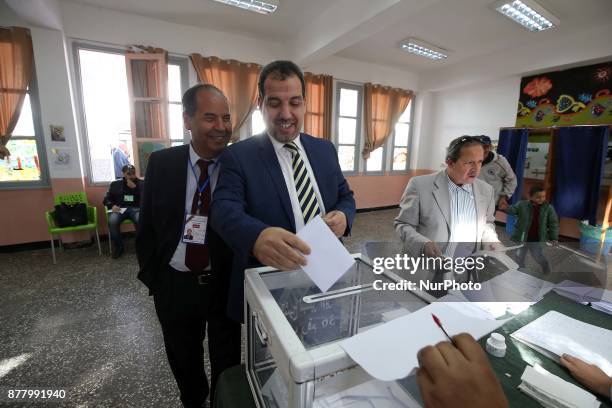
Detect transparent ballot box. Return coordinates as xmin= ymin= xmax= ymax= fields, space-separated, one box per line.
xmin=244 ymin=254 xmax=432 ymax=408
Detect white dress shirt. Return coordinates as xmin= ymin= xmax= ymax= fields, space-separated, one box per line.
xmin=445 ymin=172 xmax=478 ymax=257
xmin=169 ymin=143 xmax=220 ymax=272
xmin=267 ymin=134 xmax=326 ymax=231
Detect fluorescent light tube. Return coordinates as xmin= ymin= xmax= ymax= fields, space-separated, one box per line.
xmin=491 ymin=0 xmax=559 ymax=31
xmin=212 ymin=0 xmax=278 ymax=15
xmin=399 ymin=38 xmax=448 ymax=61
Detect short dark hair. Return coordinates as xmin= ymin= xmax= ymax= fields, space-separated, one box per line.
xmin=122 ymin=164 xmax=135 ymax=174
xmin=182 ymin=83 xmax=225 ymax=118
xmin=529 ymin=185 xmax=545 ymax=196
xmin=446 ymin=136 xmax=484 ymax=162
xmin=258 ymin=60 xmax=305 ymax=99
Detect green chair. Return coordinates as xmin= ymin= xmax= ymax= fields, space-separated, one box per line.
xmin=44 ymin=192 xmax=102 ymax=264
xmin=104 ymin=208 xmax=134 ymax=256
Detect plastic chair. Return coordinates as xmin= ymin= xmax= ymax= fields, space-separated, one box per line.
xmin=44 ymin=192 xmax=102 ymax=264
xmin=104 ymin=208 xmax=134 ymax=255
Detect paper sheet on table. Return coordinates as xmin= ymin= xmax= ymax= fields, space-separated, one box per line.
xmin=297 ymin=216 xmax=355 ymax=293
xmin=339 ymin=302 xmax=508 ymax=381
xmin=511 ymin=311 xmax=612 ymax=376
xmin=107 ymin=207 xmax=127 ymax=214
xmin=519 ymin=364 xmax=600 ymax=408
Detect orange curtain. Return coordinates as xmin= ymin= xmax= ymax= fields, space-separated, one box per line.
xmin=362 ymin=83 xmax=412 ymax=159
xmin=190 ymin=54 xmax=261 ymax=141
xmin=0 ymin=27 xmax=34 ymax=147
xmin=304 ymin=72 xmax=333 ymax=140
xmin=127 ymin=46 xmax=167 ymax=139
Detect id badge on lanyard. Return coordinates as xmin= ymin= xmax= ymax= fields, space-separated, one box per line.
xmin=182 ymin=157 xmax=217 ymax=245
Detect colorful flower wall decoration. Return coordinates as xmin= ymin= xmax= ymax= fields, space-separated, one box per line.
xmin=516 ymin=61 xmax=612 ymax=127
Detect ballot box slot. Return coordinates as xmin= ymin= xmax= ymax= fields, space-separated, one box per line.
xmin=302 ymin=284 xmax=374 ymax=303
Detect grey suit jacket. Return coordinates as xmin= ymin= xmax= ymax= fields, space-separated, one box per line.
xmin=394 ymin=170 xmax=499 ymax=255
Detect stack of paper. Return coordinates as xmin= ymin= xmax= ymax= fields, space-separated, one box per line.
xmin=553 ymin=280 xmax=612 ymax=315
xmin=106 ymin=207 xmax=127 ymax=214
xmin=511 ymin=311 xmax=612 ymax=376
xmin=519 ymin=365 xmax=600 ymax=408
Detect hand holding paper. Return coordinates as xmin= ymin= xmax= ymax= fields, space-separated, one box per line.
xmin=253 ymin=227 xmax=309 ymax=271
xmin=297 ymin=216 xmax=355 ymax=293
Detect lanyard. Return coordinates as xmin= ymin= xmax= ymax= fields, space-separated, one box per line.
xmin=188 ymin=158 xmax=218 ymax=212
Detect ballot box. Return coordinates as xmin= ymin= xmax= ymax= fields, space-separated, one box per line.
xmin=244 ymin=254 xmax=433 ymax=408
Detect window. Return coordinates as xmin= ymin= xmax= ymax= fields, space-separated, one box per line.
xmin=74 ymin=44 xmax=187 ymax=183
xmin=168 ymin=59 xmax=189 ymax=147
xmin=249 ymin=108 xmax=266 ymax=137
xmin=335 ymin=83 xmax=362 ymax=173
xmin=391 ymin=100 xmax=412 ymax=171
xmin=0 ymin=78 xmax=47 ymax=186
xmin=366 ymin=146 xmax=384 ymax=173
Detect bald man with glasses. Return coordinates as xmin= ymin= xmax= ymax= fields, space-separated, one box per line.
xmin=395 ymin=136 xmax=500 ymax=258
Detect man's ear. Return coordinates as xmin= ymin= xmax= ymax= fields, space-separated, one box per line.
xmin=183 ymin=112 xmax=191 ymax=131
xmin=257 ymin=95 xmax=263 ymax=111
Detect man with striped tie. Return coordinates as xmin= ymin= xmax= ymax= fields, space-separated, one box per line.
xmin=210 ymin=60 xmax=356 ymax=322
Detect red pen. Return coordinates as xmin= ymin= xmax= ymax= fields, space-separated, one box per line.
xmin=432 ymin=313 xmax=457 ymax=347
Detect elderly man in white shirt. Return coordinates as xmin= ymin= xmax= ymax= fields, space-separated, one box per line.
xmin=395 ymin=136 xmax=500 ymax=258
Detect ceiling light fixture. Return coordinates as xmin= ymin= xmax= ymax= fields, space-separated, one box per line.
xmin=399 ymin=38 xmax=448 ymax=61
xmin=212 ymin=0 xmax=278 ymax=15
xmin=491 ymin=0 xmax=559 ymax=32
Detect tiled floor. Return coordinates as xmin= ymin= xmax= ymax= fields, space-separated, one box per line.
xmin=0 ymin=209 xmax=608 ymax=407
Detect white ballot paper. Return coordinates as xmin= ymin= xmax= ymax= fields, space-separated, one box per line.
xmin=107 ymin=207 xmax=127 ymax=214
xmin=511 ymin=311 xmax=612 ymax=376
xmin=339 ymin=302 xmax=507 ymax=381
xmin=297 ymin=216 xmax=355 ymax=293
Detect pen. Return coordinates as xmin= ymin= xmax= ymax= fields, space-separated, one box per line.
xmin=432 ymin=313 xmax=457 ymax=347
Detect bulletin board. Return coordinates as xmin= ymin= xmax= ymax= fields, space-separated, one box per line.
xmin=516 ymin=61 xmax=612 ymax=127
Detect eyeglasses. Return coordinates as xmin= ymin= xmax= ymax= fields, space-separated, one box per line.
xmin=448 ymin=136 xmax=482 ymax=151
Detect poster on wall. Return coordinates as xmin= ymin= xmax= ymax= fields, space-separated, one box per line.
xmin=516 ymin=61 xmax=612 ymax=127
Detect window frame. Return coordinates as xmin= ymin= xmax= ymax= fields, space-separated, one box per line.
xmin=168 ymin=56 xmax=190 ymax=145
xmin=246 ymin=106 xmax=266 ymax=140
xmin=389 ymin=98 xmax=415 ymax=173
xmin=72 ymin=41 xmax=188 ymax=185
xmin=0 ymin=66 xmax=50 ymax=190
xmin=334 ymin=81 xmax=362 ymax=176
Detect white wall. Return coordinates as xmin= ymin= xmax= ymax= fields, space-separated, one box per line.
xmin=304 ymin=54 xmax=419 ymax=92
xmin=0 ymin=1 xmax=83 ymax=179
xmin=415 ymin=76 xmax=520 ymax=170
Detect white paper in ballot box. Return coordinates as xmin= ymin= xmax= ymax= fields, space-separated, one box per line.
xmin=297 ymin=216 xmax=355 ymax=293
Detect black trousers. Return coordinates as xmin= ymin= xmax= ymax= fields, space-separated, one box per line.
xmin=154 ymin=266 xmax=241 ymax=408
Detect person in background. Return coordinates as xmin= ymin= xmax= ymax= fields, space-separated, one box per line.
xmin=502 ymin=185 xmax=558 ymax=274
xmin=477 ymin=135 xmax=517 ymax=209
xmin=103 ymin=164 xmax=142 ymax=258
xmin=416 ymin=334 xmax=612 ymax=407
xmin=395 ymin=136 xmax=500 ymax=258
xmin=136 ymin=84 xmax=240 ymax=407
xmin=112 ymin=141 xmax=130 ymax=179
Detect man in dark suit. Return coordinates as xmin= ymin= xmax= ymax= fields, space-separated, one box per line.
xmin=210 ymin=60 xmax=356 ymax=322
xmin=136 ymin=84 xmax=240 ymax=408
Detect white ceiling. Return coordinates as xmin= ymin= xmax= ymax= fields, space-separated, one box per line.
xmin=20 ymin=0 xmax=612 ymax=76
xmin=337 ymin=0 xmax=612 ymax=72
xmin=62 ymin=0 xmax=334 ymax=40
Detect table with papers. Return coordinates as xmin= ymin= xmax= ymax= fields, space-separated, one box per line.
xmin=478 ymin=291 xmax=612 ymax=408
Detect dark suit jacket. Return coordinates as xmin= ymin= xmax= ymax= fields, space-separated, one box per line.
xmin=210 ymin=133 xmax=356 ymax=321
xmin=136 ymin=144 xmax=232 ymax=302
